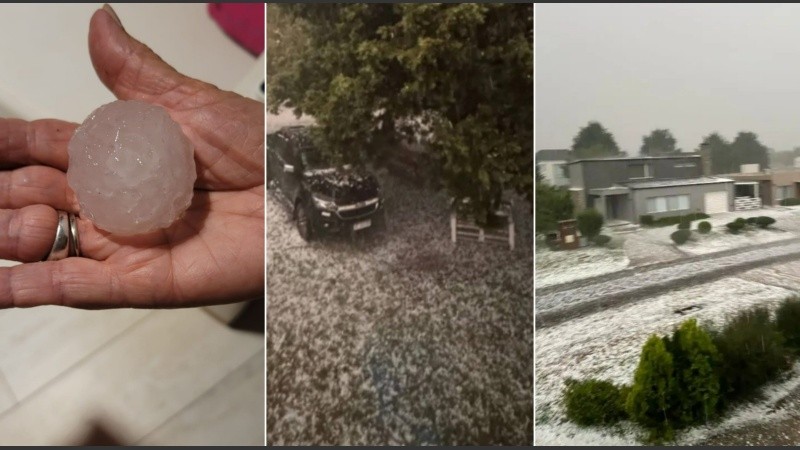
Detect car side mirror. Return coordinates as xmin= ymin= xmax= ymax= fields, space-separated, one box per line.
xmin=284 ymin=164 xmax=295 ymax=174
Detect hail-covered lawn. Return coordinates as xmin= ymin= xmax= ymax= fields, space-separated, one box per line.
xmin=534 ymin=275 xmax=799 ymax=446
xmin=267 ymin=173 xmax=533 ymax=445
xmin=534 ymin=244 xmax=629 ymax=288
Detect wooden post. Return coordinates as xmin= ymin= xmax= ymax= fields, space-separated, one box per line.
xmin=450 ymin=212 xmax=457 ymax=244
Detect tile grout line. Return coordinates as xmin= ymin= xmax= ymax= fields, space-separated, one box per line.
xmin=134 ymin=345 xmax=264 ymax=445
xmin=0 ymin=310 xmax=157 ymax=421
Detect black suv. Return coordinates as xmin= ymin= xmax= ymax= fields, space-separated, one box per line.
xmin=267 ymin=126 xmax=386 ymax=240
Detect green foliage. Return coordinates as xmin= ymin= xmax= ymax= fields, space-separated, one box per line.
xmin=775 ymin=296 xmax=800 ymax=351
xmin=641 ymin=129 xmax=679 ymax=156
xmin=563 ymin=378 xmax=628 ymax=426
xmin=571 ymin=122 xmax=621 ymax=159
xmin=592 ymin=235 xmax=612 ymax=246
xmin=699 ymin=132 xmax=770 ymax=175
xmin=662 ymin=319 xmax=721 ymax=427
xmin=641 ymin=213 xmax=709 ymax=227
xmin=627 ymin=335 xmax=675 ymax=441
xmin=755 ymin=216 xmax=776 ymax=228
xmin=745 ymin=217 xmax=758 ymax=225
xmin=535 ymin=182 xmax=574 ymax=233
xmin=671 ymin=229 xmax=692 ymax=245
xmin=710 ymin=306 xmax=790 ymax=404
xmin=726 ymin=221 xmax=745 ymax=234
xmin=640 ymin=215 xmax=654 ymax=226
xmin=577 ymin=209 xmax=604 ymax=239
xmin=268 ymin=4 xmax=533 ymax=224
xmin=677 ymin=217 xmax=692 ymax=230
xmin=697 ymin=221 xmax=712 ymax=234
xmin=780 ymin=197 xmax=800 ymax=206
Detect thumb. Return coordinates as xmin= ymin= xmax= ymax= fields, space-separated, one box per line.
xmin=88 ymin=5 xmax=208 ymax=109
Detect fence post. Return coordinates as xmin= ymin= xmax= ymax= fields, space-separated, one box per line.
xmin=450 ymin=212 xmax=457 ymax=244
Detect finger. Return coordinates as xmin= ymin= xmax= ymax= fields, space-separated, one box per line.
xmin=0 ymin=166 xmax=78 ymax=211
xmin=0 ymin=258 xmax=118 ymax=308
xmin=0 ymin=205 xmax=58 ymax=263
xmin=0 ymin=119 xmax=75 ymax=171
xmin=88 ymin=6 xmax=212 ymax=110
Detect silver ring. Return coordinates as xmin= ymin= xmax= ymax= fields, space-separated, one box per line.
xmin=45 ymin=210 xmax=70 ymax=261
xmin=68 ymin=212 xmax=80 ymax=258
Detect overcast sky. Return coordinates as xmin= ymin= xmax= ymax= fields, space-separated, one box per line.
xmin=536 ymin=3 xmax=800 ymax=155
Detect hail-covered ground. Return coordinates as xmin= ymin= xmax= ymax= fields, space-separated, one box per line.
xmin=534 ymin=205 xmax=800 ymax=445
xmin=266 ymin=172 xmax=533 ymax=445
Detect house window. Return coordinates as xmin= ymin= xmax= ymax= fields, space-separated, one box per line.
xmin=735 ymin=184 xmax=756 ymax=198
xmin=674 ymin=163 xmax=697 ymax=168
xmin=559 ymin=164 xmax=569 ymax=179
xmin=777 ymin=185 xmax=794 ymax=201
xmin=646 ymin=194 xmax=690 ymax=213
xmin=628 ymin=163 xmax=651 ymax=179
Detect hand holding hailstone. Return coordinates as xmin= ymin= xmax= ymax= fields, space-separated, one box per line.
xmin=0 ymin=5 xmax=264 ymax=308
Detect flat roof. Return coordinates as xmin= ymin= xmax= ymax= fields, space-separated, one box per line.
xmin=567 ymin=155 xmax=701 ymax=165
xmin=627 ymin=176 xmax=733 ymax=190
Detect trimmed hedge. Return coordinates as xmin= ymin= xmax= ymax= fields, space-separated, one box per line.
xmin=641 ymin=213 xmax=710 ymax=228
xmin=563 ymin=378 xmax=628 ymax=426
xmin=755 ymin=216 xmax=776 ymax=228
xmin=726 ymin=221 xmax=745 ymax=234
xmin=697 ymin=221 xmax=712 ymax=234
xmin=671 ymin=229 xmax=692 ymax=245
xmin=577 ymin=209 xmax=604 ymax=239
xmin=677 ymin=217 xmax=692 ymax=230
xmin=780 ymin=197 xmax=800 ymax=206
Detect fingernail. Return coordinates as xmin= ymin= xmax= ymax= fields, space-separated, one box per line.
xmin=102 ymin=4 xmax=124 ymax=29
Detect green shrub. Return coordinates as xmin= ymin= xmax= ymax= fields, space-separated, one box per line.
xmin=640 ymin=215 xmax=655 ymax=226
xmin=776 ymin=296 xmax=800 ymax=351
xmin=662 ymin=319 xmax=721 ymax=427
xmin=746 ymin=217 xmax=758 ymax=225
xmin=645 ymin=213 xmax=710 ymax=228
xmin=697 ymin=221 xmax=712 ymax=234
xmin=735 ymin=217 xmax=747 ymax=224
xmin=755 ymin=216 xmax=776 ymax=229
xmin=592 ymin=235 xmax=612 ymax=246
xmin=780 ymin=197 xmax=800 ymax=206
xmin=726 ymin=221 xmax=745 ymax=234
xmin=563 ymin=378 xmax=628 ymax=426
xmin=627 ymin=335 xmax=675 ymax=441
xmin=577 ymin=209 xmax=604 ymax=239
xmin=677 ymin=217 xmax=692 ymax=230
xmin=710 ymin=306 xmax=790 ymax=404
xmin=671 ymin=229 xmax=692 ymax=245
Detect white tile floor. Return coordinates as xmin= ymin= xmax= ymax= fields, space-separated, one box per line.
xmin=0 ymin=305 xmax=264 ymax=445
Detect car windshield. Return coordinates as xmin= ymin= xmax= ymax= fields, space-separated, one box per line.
xmin=300 ymin=145 xmax=333 ymax=171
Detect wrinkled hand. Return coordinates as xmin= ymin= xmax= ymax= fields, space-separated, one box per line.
xmin=0 ymin=6 xmax=264 ymax=308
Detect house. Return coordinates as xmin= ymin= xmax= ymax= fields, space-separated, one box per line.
xmin=725 ymin=165 xmax=800 ymax=208
xmin=535 ymin=149 xmax=571 ymax=187
xmin=567 ymin=155 xmax=734 ymax=223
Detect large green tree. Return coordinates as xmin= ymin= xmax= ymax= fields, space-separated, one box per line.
xmin=571 ymin=122 xmax=621 ymax=159
xmin=268 ymin=4 xmax=533 ymax=223
xmin=641 ymin=129 xmax=679 ymax=156
xmin=698 ymin=133 xmax=731 ymax=174
xmin=730 ymin=131 xmax=770 ymax=172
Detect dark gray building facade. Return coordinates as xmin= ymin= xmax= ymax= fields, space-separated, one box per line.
xmin=568 ymin=155 xmax=734 ymax=223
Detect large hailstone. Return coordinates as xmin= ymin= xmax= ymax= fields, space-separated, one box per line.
xmin=67 ymin=100 xmax=196 ymax=235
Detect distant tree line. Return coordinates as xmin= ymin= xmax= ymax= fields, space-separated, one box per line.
xmin=569 ymin=121 xmax=771 ymax=174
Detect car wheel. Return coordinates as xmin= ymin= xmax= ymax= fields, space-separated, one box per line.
xmin=296 ymin=202 xmax=314 ymax=241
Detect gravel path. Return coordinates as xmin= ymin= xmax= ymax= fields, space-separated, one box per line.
xmin=536 ymin=237 xmax=800 ymax=327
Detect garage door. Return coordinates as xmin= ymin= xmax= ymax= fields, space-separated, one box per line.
xmin=704 ymin=191 xmax=729 ymax=215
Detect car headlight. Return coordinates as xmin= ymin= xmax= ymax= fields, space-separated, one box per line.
xmin=312 ymin=194 xmax=337 ymax=211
